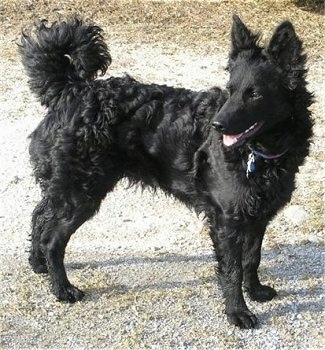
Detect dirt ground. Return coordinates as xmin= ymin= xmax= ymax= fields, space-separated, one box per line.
xmin=0 ymin=1 xmax=324 ymax=349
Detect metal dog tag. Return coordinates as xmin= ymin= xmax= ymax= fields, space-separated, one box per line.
xmin=246 ymin=152 xmax=256 ymax=178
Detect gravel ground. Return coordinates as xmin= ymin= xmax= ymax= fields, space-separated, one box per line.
xmin=0 ymin=12 xmax=324 ymax=350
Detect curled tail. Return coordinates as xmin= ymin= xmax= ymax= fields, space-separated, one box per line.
xmin=19 ymin=17 xmax=111 ymax=107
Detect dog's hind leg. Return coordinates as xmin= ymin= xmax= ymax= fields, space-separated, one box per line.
xmin=29 ymin=197 xmax=51 ymax=273
xmin=242 ymin=222 xmax=277 ymax=302
xmin=38 ymin=192 xmax=105 ymax=303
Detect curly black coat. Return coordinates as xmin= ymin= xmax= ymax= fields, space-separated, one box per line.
xmin=19 ymin=15 xmax=313 ymax=328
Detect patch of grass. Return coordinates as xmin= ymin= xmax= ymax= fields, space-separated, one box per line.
xmin=1 ymin=0 xmax=324 ymax=59
xmin=291 ymin=0 xmax=324 ymax=13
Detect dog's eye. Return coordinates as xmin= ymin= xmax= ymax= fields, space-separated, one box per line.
xmin=246 ymin=88 xmax=261 ymax=100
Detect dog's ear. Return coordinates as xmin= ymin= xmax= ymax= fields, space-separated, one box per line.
xmin=266 ymin=21 xmax=306 ymax=89
xmin=230 ymin=15 xmax=259 ymax=60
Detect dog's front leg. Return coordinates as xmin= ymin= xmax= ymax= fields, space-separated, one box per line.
xmin=209 ymin=217 xmax=258 ymax=329
xmin=242 ymin=221 xmax=277 ymax=302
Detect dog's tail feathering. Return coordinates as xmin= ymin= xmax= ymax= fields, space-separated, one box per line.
xmin=19 ymin=17 xmax=111 ymax=107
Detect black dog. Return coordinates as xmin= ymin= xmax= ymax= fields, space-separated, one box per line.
xmin=19 ymin=15 xmax=312 ymax=328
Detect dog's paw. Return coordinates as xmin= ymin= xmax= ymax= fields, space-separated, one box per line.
xmin=54 ymin=285 xmax=85 ymax=303
xmin=246 ymin=284 xmax=277 ymax=302
xmin=226 ymin=309 xmax=258 ymax=329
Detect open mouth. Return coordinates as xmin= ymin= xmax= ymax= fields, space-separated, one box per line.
xmin=223 ymin=122 xmax=263 ymax=147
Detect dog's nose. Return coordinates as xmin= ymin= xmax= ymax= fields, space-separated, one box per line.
xmin=212 ymin=121 xmax=226 ymax=132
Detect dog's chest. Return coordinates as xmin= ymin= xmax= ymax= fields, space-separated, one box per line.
xmin=203 ymin=147 xmax=294 ymax=218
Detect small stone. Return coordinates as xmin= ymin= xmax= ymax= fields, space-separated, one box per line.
xmin=283 ymin=205 xmax=310 ymax=225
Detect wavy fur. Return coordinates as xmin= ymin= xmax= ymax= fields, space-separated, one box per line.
xmin=20 ymin=16 xmax=312 ymax=329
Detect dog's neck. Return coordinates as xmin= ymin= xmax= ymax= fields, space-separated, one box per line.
xmin=241 ymin=119 xmax=292 ymax=178
xmin=245 ymin=145 xmax=288 ymax=178
xmin=247 ymin=145 xmax=288 ymax=160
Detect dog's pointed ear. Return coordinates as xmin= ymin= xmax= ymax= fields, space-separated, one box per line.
xmin=267 ymin=21 xmax=300 ymax=65
xmin=266 ymin=21 xmax=305 ymax=89
xmin=230 ymin=15 xmax=259 ymax=59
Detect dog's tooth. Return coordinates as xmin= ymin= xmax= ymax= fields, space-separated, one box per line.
xmin=243 ymin=122 xmax=258 ymax=135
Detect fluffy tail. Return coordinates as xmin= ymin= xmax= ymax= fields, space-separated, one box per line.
xmin=19 ymin=17 xmax=111 ymax=107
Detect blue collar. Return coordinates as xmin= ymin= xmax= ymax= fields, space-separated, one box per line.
xmin=248 ymin=146 xmax=288 ymax=160
xmin=246 ymin=146 xmax=288 ymax=178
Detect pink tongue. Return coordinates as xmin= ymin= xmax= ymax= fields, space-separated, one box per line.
xmin=223 ymin=133 xmax=243 ymax=146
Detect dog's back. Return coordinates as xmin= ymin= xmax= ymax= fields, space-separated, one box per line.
xmin=20 ymin=18 xmax=227 ymax=199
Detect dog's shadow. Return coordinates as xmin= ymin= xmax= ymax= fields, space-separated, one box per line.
xmin=66 ymin=243 xmax=323 ymax=311
xmin=68 ymin=252 xmax=213 ymax=270
xmin=67 ymin=252 xmax=218 ymax=296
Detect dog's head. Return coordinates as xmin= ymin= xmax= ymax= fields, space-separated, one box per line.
xmin=213 ymin=15 xmax=306 ymax=148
